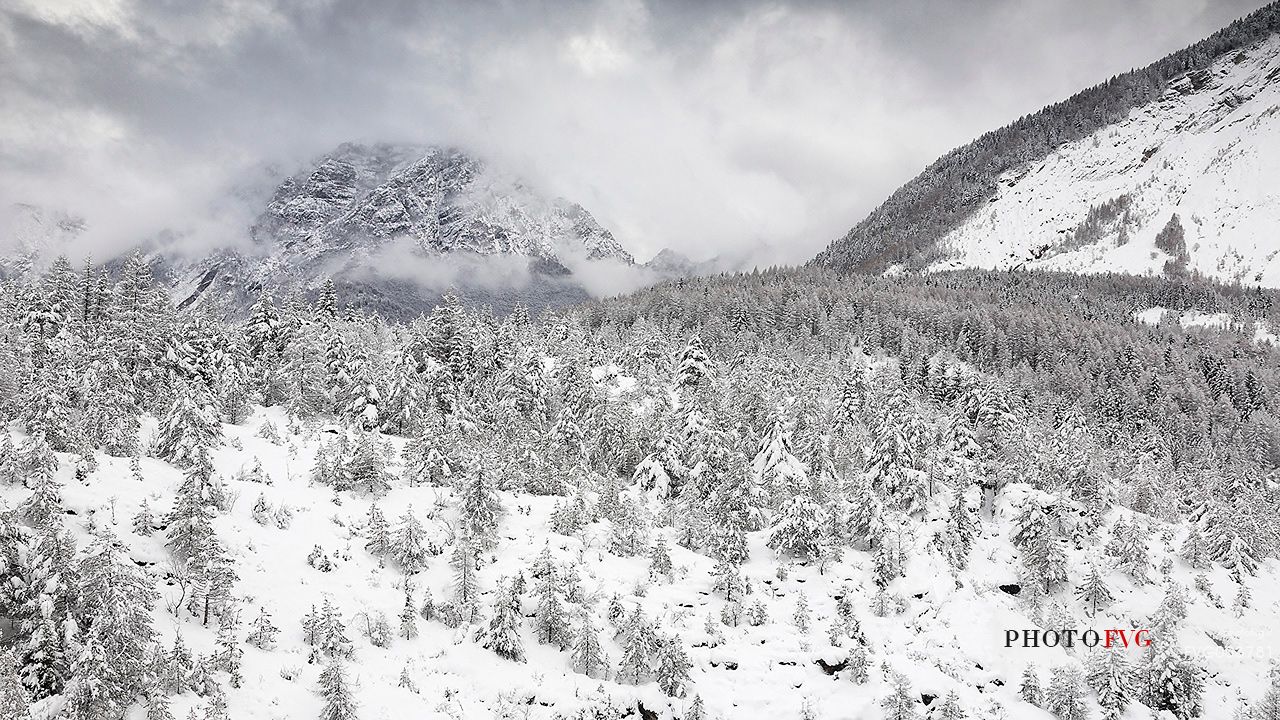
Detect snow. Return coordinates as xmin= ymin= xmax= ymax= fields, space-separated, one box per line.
xmin=1133 ymin=306 xmax=1280 ymax=345
xmin=7 ymin=407 xmax=1280 ymax=720
xmin=1133 ymin=307 xmax=1169 ymax=326
xmin=929 ymin=35 xmax=1280 ymax=287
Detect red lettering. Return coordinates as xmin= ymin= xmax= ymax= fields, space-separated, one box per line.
xmin=1104 ymin=629 xmax=1127 ymax=648
xmin=1135 ymin=629 xmax=1151 ymax=648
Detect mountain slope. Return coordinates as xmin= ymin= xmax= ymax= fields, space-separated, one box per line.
xmin=811 ymin=1 xmax=1280 ymax=283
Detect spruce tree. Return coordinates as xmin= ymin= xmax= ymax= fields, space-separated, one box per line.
xmin=0 ymin=649 xmax=30 ymax=720
xmin=481 ymin=580 xmax=525 ymax=662
xmin=364 ymin=504 xmax=390 ymax=558
xmin=391 ymin=507 xmax=429 ymax=574
xmin=533 ymin=559 xmax=571 ymax=649
xmin=936 ymin=691 xmax=967 ymax=720
xmin=649 ymin=536 xmax=674 ymax=581
xmin=768 ymin=493 xmax=830 ymax=561
xmin=1020 ymin=664 xmax=1042 ymax=707
xmin=1044 ymin=664 xmax=1088 ymax=720
xmin=1179 ymin=523 xmax=1210 ymax=569
xmin=880 ymin=671 xmax=920 ymax=720
xmin=617 ymin=607 xmax=659 ymax=684
xmin=66 ymin=530 xmax=159 ymax=718
xmin=944 ymin=490 xmax=977 ymax=569
xmin=571 ymin=609 xmax=605 ymax=678
xmin=655 ymin=635 xmax=692 ymax=697
xmin=1085 ymin=648 xmax=1131 ymax=720
xmin=133 ymin=499 xmax=156 ymax=536
xmin=451 ymin=535 xmax=479 ymax=623
xmin=155 ymin=384 xmax=221 ymax=468
xmin=246 ymin=607 xmax=280 ymax=650
xmin=792 ymin=593 xmax=811 ymax=634
xmin=1075 ymin=563 xmax=1114 ymax=617
xmin=318 ymin=658 xmax=359 ymax=720
xmin=399 ymin=588 xmax=419 ymax=640
xmin=460 ymin=470 xmax=502 ymax=549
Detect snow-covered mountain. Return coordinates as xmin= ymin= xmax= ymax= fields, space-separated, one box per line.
xmin=165 ymin=143 xmax=637 ymax=317
xmin=929 ymin=34 xmax=1280 ymax=283
xmin=249 ymin=143 xmax=631 ymax=265
xmin=3 ymin=143 xmax=644 ymax=317
xmin=812 ymin=2 xmax=1280 ymax=286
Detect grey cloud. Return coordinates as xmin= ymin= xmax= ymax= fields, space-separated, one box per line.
xmin=0 ymin=0 xmax=1268 ymax=265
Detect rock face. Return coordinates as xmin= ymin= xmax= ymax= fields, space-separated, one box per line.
xmin=252 ymin=143 xmax=631 ymax=264
xmin=812 ymin=3 xmax=1280 ymax=285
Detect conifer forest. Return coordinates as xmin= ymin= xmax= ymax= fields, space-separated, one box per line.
xmin=6 ymin=1 xmax=1280 ymax=719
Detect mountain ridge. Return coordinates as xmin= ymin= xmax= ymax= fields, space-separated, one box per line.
xmin=810 ymin=1 xmax=1280 ymax=282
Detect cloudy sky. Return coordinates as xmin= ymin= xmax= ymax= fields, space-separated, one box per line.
xmin=0 ymin=0 xmax=1269 ymax=264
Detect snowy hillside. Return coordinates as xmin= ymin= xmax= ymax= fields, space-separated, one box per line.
xmin=5 ymin=406 xmax=1280 ymax=720
xmin=5 ymin=262 xmax=1280 ymax=720
xmin=811 ymin=2 xmax=1280 ymax=284
xmin=928 ymin=34 xmax=1280 ymax=284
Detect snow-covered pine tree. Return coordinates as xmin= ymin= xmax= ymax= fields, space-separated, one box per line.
xmin=753 ymin=420 xmax=809 ymax=510
xmin=403 ymin=435 xmax=452 ymax=487
xmin=649 ymin=536 xmax=674 ymax=581
xmin=1044 ymin=664 xmax=1088 ymax=720
xmin=460 ymin=470 xmax=503 ymax=549
xmin=935 ymin=691 xmax=967 ymax=720
xmin=65 ymin=530 xmax=159 ymax=719
xmin=655 ymin=634 xmax=692 ymax=697
xmin=318 ymin=657 xmax=359 ymax=720
xmin=1020 ymin=664 xmax=1042 ymax=706
xmin=768 ymin=493 xmax=830 ymax=562
xmin=155 ymin=384 xmax=221 ymax=468
xmin=1075 ymin=563 xmax=1113 ymax=617
xmin=19 ymin=451 xmax=63 ymax=526
xmin=571 ymin=609 xmax=606 ymax=678
xmin=684 ymin=695 xmax=707 ymax=720
xmin=533 ymin=556 xmax=572 ymax=649
xmin=399 ymin=587 xmax=418 ymax=640
xmin=1106 ymin=516 xmax=1150 ymax=584
xmin=880 ymin=671 xmax=920 ymax=720
xmin=451 ymin=535 xmax=479 ymax=623
xmin=943 ymin=489 xmax=977 ymax=569
xmin=792 ymin=593 xmax=811 ymax=634
xmin=1179 ymin=523 xmax=1210 ymax=569
xmin=1085 ymin=647 xmax=1131 ymax=720
xmin=481 ymin=579 xmax=525 ymax=662
xmin=1141 ymin=633 xmax=1204 ymax=720
xmin=616 ymin=606 xmax=659 ymax=684
xmin=845 ymin=642 xmax=869 ymax=684
xmin=318 ymin=597 xmax=352 ymax=659
xmin=1013 ymin=500 xmax=1068 ymax=594
xmin=1213 ymin=529 xmax=1259 ymax=581
xmin=0 ymin=649 xmax=30 ymax=720
xmin=246 ymin=607 xmax=280 ymax=650
xmin=1233 ymin=580 xmax=1253 ymax=617
xmin=391 ymin=507 xmax=430 ymax=574
xmin=673 ymin=335 xmax=712 ymax=391
xmin=165 ymin=463 xmax=218 ymax=562
xmin=187 ymin=538 xmax=239 ymax=626
xmin=342 ymin=432 xmax=391 ymax=495
xmin=214 ymin=609 xmax=244 ymax=687
xmin=364 ymin=504 xmax=390 ymax=558
xmin=133 ymin=498 xmax=156 ymax=536
xmin=867 ymin=393 xmax=931 ymax=515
